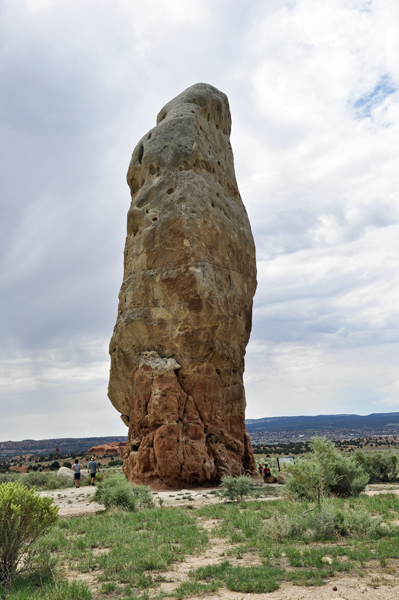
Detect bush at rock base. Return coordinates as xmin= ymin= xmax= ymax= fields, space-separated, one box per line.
xmin=221 ymin=475 xmax=254 ymax=502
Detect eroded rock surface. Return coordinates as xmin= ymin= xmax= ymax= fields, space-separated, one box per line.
xmin=108 ymin=83 xmax=257 ymax=488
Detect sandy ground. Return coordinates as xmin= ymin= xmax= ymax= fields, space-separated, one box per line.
xmin=43 ymin=481 xmax=399 ymax=598
xmin=39 ymin=481 xmax=399 ymax=518
xmin=39 ymin=485 xmax=104 ymax=517
xmin=39 ymin=484 xmax=261 ymax=516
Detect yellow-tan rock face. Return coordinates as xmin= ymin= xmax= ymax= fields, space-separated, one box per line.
xmin=108 ymin=83 xmax=257 ymax=488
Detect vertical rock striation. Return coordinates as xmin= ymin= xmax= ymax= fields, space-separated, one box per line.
xmin=108 ymin=83 xmax=257 ymax=488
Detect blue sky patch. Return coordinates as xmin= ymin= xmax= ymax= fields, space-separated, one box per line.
xmin=353 ymin=75 xmax=397 ymax=118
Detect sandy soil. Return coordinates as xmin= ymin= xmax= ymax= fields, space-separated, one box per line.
xmin=38 ymin=485 xmax=257 ymax=516
xmin=40 ymin=481 xmax=399 ymax=518
xmin=44 ymin=481 xmax=399 ymax=598
xmin=39 ymin=486 xmax=104 ymax=517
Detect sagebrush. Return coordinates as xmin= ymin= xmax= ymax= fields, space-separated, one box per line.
xmin=0 ymin=481 xmax=58 ymax=585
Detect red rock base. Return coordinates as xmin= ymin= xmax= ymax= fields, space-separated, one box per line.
xmin=122 ymin=359 xmax=256 ymax=489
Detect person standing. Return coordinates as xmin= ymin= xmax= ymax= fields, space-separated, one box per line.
xmin=88 ymin=455 xmax=99 ymax=486
xmin=72 ymin=458 xmax=81 ymax=488
xmin=258 ymin=462 xmax=263 ymax=477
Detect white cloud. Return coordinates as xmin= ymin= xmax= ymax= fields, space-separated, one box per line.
xmin=0 ymin=0 xmax=398 ymax=438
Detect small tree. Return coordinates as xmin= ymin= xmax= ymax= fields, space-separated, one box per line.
xmin=285 ymin=437 xmax=368 ymax=503
xmin=0 ymin=481 xmax=58 ymax=585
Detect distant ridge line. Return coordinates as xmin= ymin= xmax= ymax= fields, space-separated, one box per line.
xmin=245 ymin=412 xmax=399 ymax=433
xmin=0 ymin=436 xmax=128 ymax=458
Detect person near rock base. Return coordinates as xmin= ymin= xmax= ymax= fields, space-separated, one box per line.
xmin=72 ymin=458 xmax=81 ymax=488
xmin=258 ymin=463 xmax=263 ymax=477
xmin=264 ymin=464 xmax=271 ymax=479
xmin=88 ymin=456 xmax=99 ymax=486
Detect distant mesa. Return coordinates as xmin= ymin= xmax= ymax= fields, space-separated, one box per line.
xmin=0 ymin=436 xmax=128 ymax=458
xmin=86 ymin=442 xmax=126 ymax=457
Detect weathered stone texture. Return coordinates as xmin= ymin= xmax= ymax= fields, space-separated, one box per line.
xmin=108 ymin=83 xmax=257 ymax=488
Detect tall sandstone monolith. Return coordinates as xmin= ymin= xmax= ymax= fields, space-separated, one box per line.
xmin=108 ymin=83 xmax=257 ymax=488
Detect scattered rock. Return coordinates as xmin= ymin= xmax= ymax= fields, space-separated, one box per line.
xmin=321 ymin=556 xmax=333 ymax=565
xmin=264 ymin=475 xmax=278 ymax=484
xmin=57 ymin=466 xmax=74 ymax=482
xmin=108 ymin=83 xmax=257 ymax=488
xmin=277 ymin=471 xmax=290 ymax=484
xmin=332 ymin=585 xmax=338 ymax=591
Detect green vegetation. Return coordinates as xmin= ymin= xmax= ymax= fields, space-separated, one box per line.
xmin=355 ymin=451 xmax=399 ymax=482
xmin=285 ymin=436 xmax=369 ymax=502
xmin=3 ymin=485 xmax=399 ymax=598
xmin=220 ymin=475 xmax=254 ymax=502
xmin=4 ymin=437 xmax=399 ymax=598
xmin=92 ymin=473 xmax=154 ymax=511
xmin=0 ymin=481 xmax=58 ymax=585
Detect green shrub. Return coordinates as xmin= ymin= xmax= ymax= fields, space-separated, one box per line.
xmin=269 ymin=513 xmax=305 ymax=542
xmin=0 ymin=473 xmax=19 ymax=485
xmin=355 ymin=451 xmax=398 ymax=482
xmin=62 ymin=462 xmax=72 ymax=469
xmin=0 ymin=481 xmax=58 ymax=584
xmin=285 ymin=436 xmax=368 ymax=501
xmin=108 ymin=459 xmax=123 ymax=467
xmin=221 ymin=475 xmax=254 ymax=502
xmin=305 ymin=502 xmax=338 ymax=539
xmin=92 ymin=474 xmax=154 ymax=511
xmin=21 ymin=472 xmax=69 ymax=490
xmin=329 ymin=453 xmax=369 ymax=497
xmin=268 ymin=500 xmax=384 ymax=543
xmin=344 ymin=509 xmax=384 ymax=537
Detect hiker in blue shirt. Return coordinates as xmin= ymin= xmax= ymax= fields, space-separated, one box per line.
xmin=72 ymin=459 xmax=81 ymax=488
xmin=88 ymin=456 xmax=99 ymax=486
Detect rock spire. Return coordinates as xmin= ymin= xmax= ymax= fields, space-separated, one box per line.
xmin=108 ymin=83 xmax=257 ymax=488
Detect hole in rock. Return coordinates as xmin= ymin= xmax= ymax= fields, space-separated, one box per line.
xmin=138 ymin=144 xmax=144 ymax=164
xmin=216 ymin=369 xmax=221 ymax=375
xmin=216 ymin=193 xmax=220 ymax=197
xmin=207 ymin=113 xmax=210 ymax=121
xmin=211 ymin=201 xmax=215 ymax=208
xmin=148 ymin=132 xmax=152 ymax=140
xmin=130 ymin=176 xmax=140 ymax=195
xmin=149 ymin=164 xmax=156 ymax=175
xmin=152 ymin=217 xmax=158 ymax=221
xmin=216 ymin=124 xmax=219 ymax=129
xmin=167 ymin=188 xmax=174 ymax=194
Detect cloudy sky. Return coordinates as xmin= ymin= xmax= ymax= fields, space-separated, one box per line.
xmin=1 ymin=0 xmax=398 ymax=441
